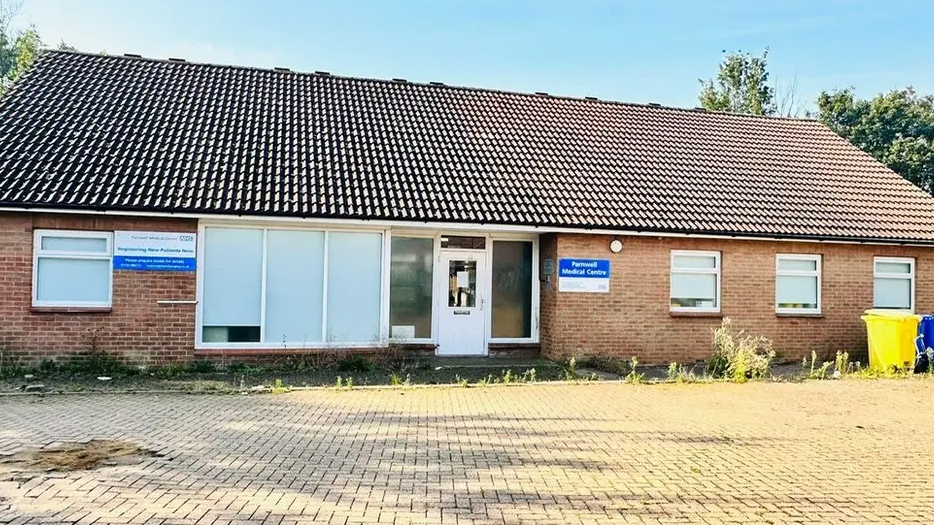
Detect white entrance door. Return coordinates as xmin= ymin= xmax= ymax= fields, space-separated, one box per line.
xmin=437 ymin=251 xmax=486 ymax=356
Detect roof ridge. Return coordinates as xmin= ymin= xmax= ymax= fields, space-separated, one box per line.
xmin=40 ymin=48 xmax=821 ymax=124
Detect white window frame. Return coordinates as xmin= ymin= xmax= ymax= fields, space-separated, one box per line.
xmin=32 ymin=229 xmax=114 ymax=308
xmin=196 ymin=223 xmax=389 ymax=349
xmin=873 ymin=256 xmax=915 ymax=312
xmin=670 ymin=250 xmax=721 ymax=314
xmin=775 ymin=254 xmax=822 ymax=315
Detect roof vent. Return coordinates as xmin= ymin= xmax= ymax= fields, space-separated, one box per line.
xmin=535 ymin=91 xmax=549 ymax=96
xmin=647 ymin=102 xmax=661 ymax=107
xmin=392 ymin=78 xmax=407 ymax=83
xmin=123 ymin=53 xmax=142 ymax=58
xmin=314 ymin=70 xmax=331 ymax=76
xmin=693 ymin=107 xmax=707 ymax=111
xmin=168 ymin=57 xmax=186 ymax=62
xmin=429 ymin=81 xmax=445 ymax=86
xmin=274 ymin=67 xmax=291 ymax=72
xmin=584 ymin=96 xmax=598 ymax=101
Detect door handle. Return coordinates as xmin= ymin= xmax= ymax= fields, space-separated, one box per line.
xmin=479 ymin=297 xmax=485 ymax=311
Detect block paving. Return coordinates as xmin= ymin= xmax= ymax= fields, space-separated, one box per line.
xmin=1 ymin=380 xmax=932 ymax=524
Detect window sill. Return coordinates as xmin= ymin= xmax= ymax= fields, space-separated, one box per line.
xmin=776 ymin=312 xmax=823 ymax=318
xmin=669 ymin=311 xmax=723 ymax=318
xmin=195 ymin=346 xmax=392 ymax=356
xmin=30 ymin=305 xmax=112 ymax=314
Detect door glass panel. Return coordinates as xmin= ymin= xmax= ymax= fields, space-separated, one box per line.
xmin=448 ymin=260 xmax=477 ymax=307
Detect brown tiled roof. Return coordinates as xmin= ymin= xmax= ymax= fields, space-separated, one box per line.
xmin=2 ymin=50 xmax=934 ymax=243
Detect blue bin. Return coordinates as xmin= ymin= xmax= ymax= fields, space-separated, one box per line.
xmin=914 ymin=315 xmax=934 ymax=373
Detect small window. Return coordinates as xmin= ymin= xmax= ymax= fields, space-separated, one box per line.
xmin=873 ymin=257 xmax=914 ymax=311
xmin=440 ymin=235 xmax=486 ymax=250
xmin=670 ymin=251 xmax=720 ymax=312
xmin=33 ymin=230 xmax=113 ymax=307
xmin=775 ymin=254 xmax=821 ymax=314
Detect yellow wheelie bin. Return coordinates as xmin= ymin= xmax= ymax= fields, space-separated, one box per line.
xmin=861 ymin=309 xmax=920 ymax=370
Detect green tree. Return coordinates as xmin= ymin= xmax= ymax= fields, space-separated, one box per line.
xmin=699 ymin=49 xmax=776 ymax=116
xmin=0 ymin=0 xmax=43 ymax=96
xmin=818 ymin=88 xmax=934 ymax=193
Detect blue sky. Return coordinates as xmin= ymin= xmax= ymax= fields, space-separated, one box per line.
xmin=16 ymin=0 xmax=934 ymax=111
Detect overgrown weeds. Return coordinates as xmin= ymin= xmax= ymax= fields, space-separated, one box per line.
xmin=666 ymin=362 xmax=696 ymax=383
xmin=706 ymin=319 xmax=775 ymax=382
xmin=804 ymin=351 xmax=833 ymax=380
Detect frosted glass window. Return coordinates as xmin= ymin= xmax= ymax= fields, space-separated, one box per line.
xmin=874 ymin=257 xmax=914 ymax=310
xmin=33 ymin=230 xmax=113 ymax=307
xmin=874 ymin=278 xmax=911 ymax=309
xmin=776 ymin=255 xmax=821 ymax=312
xmin=876 ymin=261 xmax=911 ymax=275
xmin=264 ymin=230 xmax=325 ymax=343
xmin=492 ymin=241 xmax=533 ymax=338
xmin=36 ymin=258 xmax=111 ymax=303
xmin=41 ymin=236 xmax=108 ymax=253
xmin=672 ymin=255 xmax=717 ymax=269
xmin=389 ymin=237 xmax=433 ymax=339
xmin=327 ymin=232 xmax=382 ymax=342
xmin=670 ymin=274 xmax=717 ymax=307
xmin=202 ymin=228 xmax=262 ymax=341
xmin=776 ymin=276 xmax=818 ymax=309
xmin=670 ymin=251 xmax=720 ymax=311
xmin=777 ymin=258 xmax=817 ymax=272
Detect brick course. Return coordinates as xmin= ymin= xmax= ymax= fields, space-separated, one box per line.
xmin=540 ymin=233 xmax=934 ymax=364
xmin=0 ymin=212 xmax=198 ymax=365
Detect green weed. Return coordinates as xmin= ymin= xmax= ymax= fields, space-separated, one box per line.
xmin=501 ymin=369 xmax=516 ymax=384
xmin=805 ymin=351 xmax=833 ymax=380
xmin=563 ymin=357 xmax=580 ymax=381
xmin=625 ymin=356 xmax=645 ymax=384
xmin=271 ymin=378 xmax=289 ymax=394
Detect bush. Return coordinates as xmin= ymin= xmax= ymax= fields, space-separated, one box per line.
xmin=707 ymin=319 xmax=775 ymax=382
xmin=335 ymin=354 xmax=374 ymax=373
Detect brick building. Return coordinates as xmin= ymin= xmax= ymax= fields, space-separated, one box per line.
xmin=2 ymin=50 xmax=934 ymax=365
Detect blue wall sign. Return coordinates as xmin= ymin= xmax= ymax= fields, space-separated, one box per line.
xmin=113 ymin=231 xmax=197 ymax=272
xmin=558 ymin=258 xmax=611 ymax=293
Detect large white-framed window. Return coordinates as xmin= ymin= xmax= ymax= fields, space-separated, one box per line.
xmin=32 ymin=229 xmax=113 ymax=308
xmin=670 ymin=250 xmax=721 ymax=313
xmin=775 ymin=254 xmax=821 ymax=315
xmin=197 ymin=225 xmax=387 ymax=347
xmin=873 ymin=257 xmax=915 ymax=311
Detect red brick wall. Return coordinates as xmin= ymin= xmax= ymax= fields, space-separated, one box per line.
xmin=540 ymin=233 xmax=934 ymax=364
xmin=0 ymin=212 xmax=198 ymax=365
